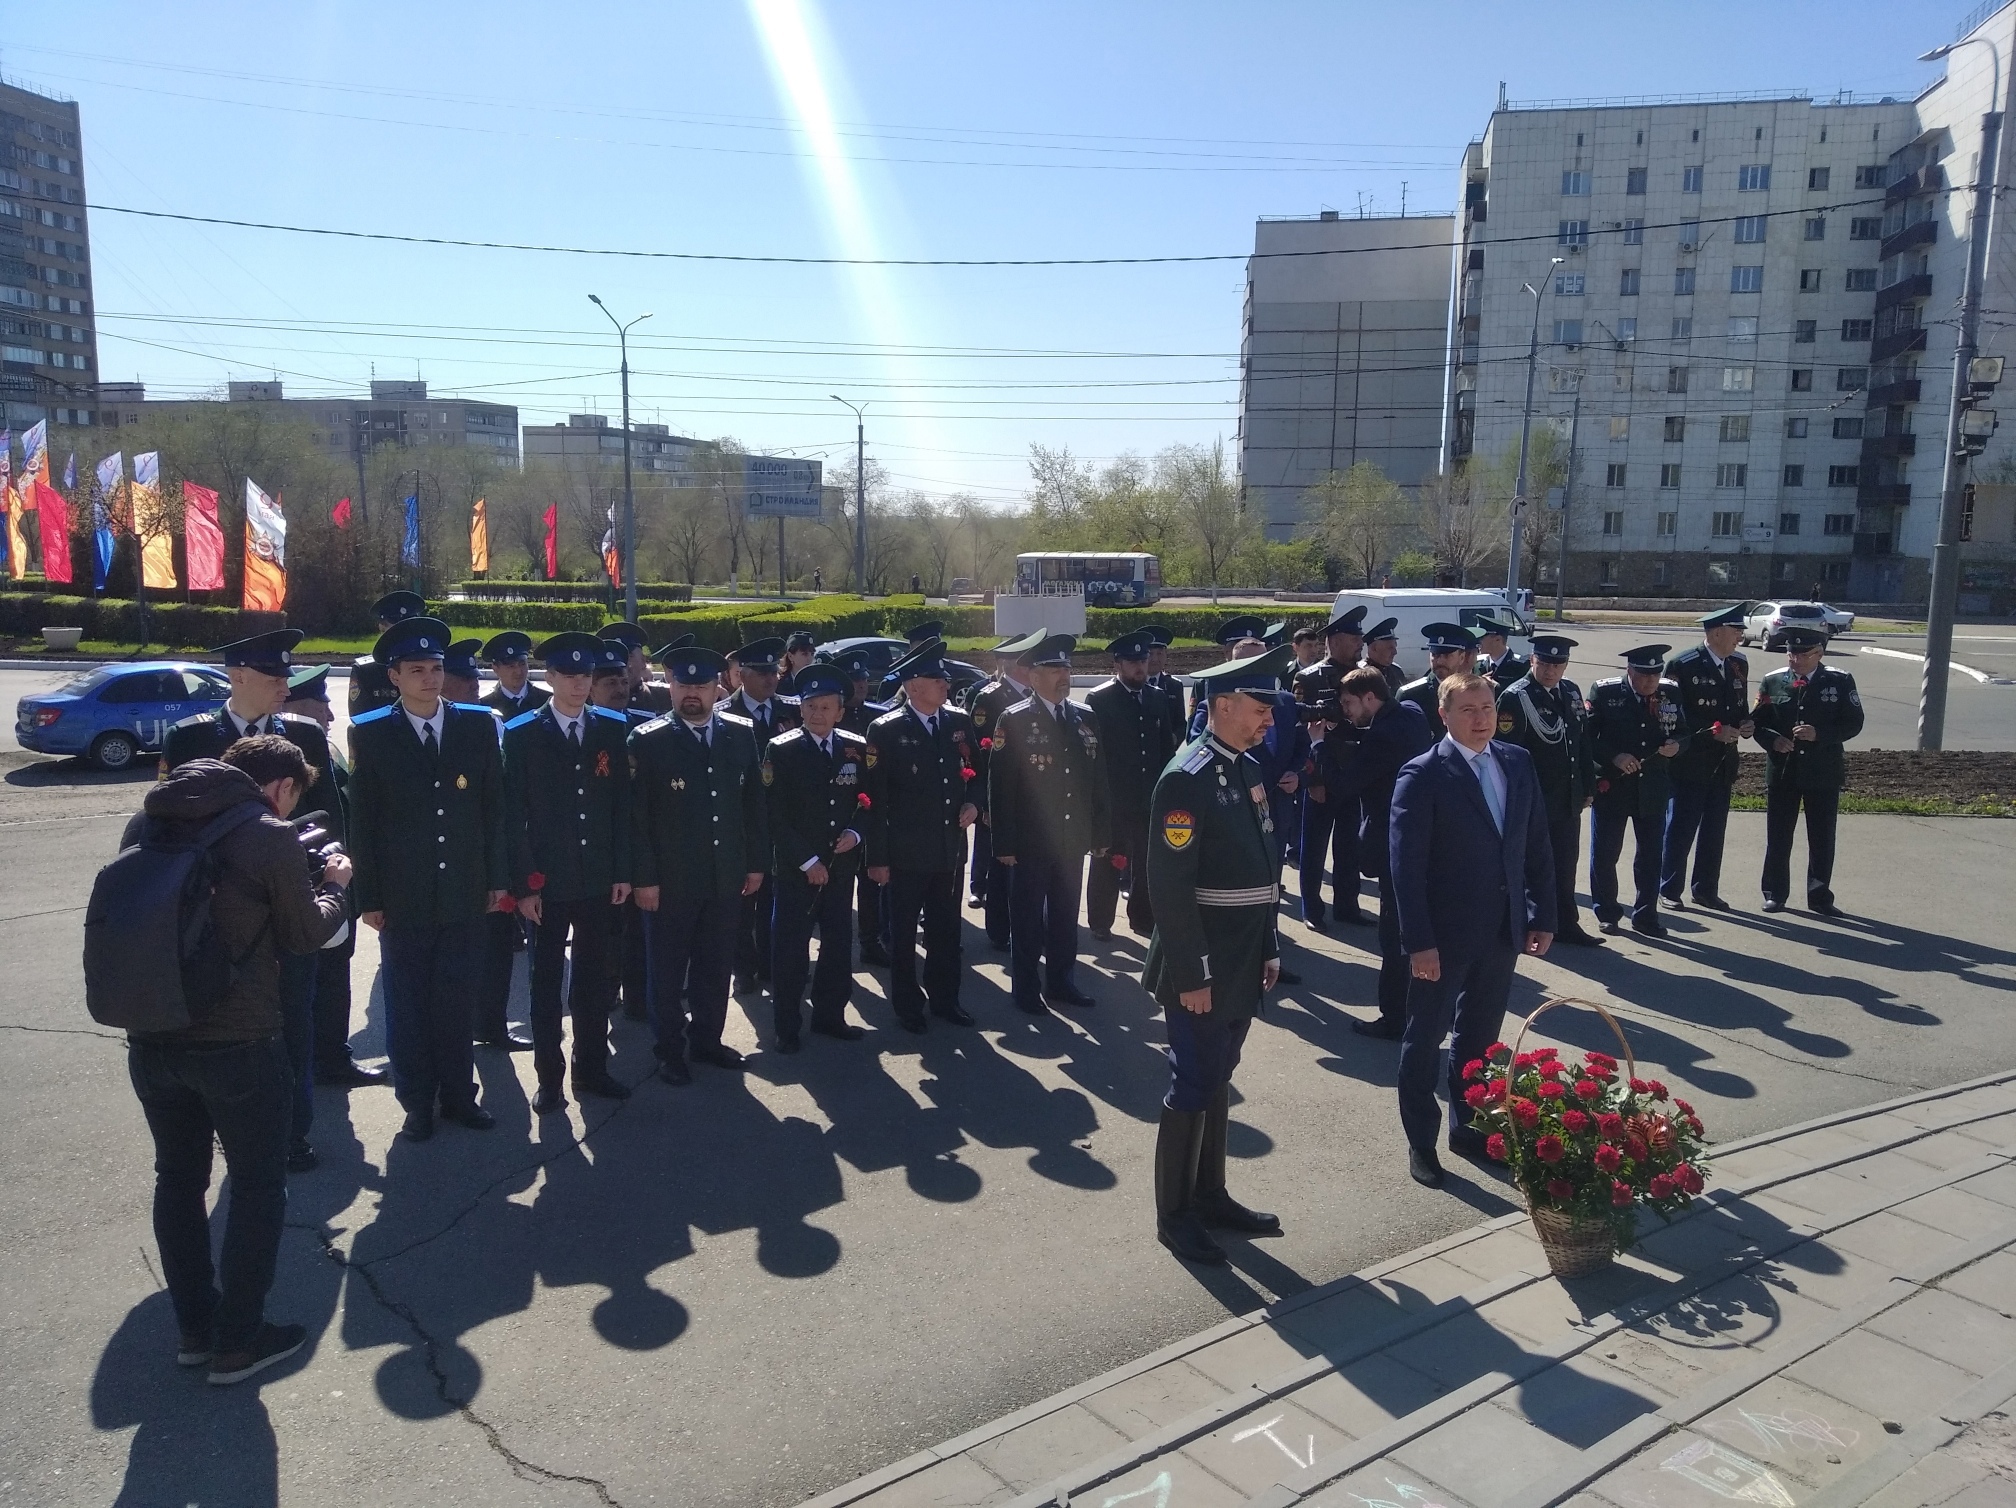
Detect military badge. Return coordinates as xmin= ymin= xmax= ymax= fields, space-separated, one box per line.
xmin=1498 ymin=712 xmax=1515 ymax=734
xmin=594 ymin=750 xmax=611 ymax=777
xmin=864 ymin=744 xmax=879 ymax=768
xmin=760 ymin=760 xmax=775 ymax=786
xmin=1161 ymin=809 xmax=1195 ymax=849
xmin=456 ymin=774 xmax=469 ymax=789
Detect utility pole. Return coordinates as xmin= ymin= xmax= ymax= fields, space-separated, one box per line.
xmin=1555 ymin=382 xmax=1582 ymax=623
xmin=590 ymin=295 xmax=652 ymax=624
xmin=832 ymin=395 xmax=868 ymax=593
xmin=1917 ymin=37 xmax=2005 ymax=750
xmin=1506 ymin=257 xmax=1564 ymax=606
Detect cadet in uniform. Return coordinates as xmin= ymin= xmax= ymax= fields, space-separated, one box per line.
xmin=502 ymin=632 xmax=633 ymax=1113
xmin=480 ymin=631 xmax=550 ymax=719
xmin=989 ymin=633 xmax=1111 ymax=1012
xmin=1751 ymin=626 xmax=1863 ymax=914
xmin=861 ymin=641 xmax=983 ymax=1031
xmin=1496 ymin=635 xmax=1604 ymax=946
xmin=349 ymin=590 xmax=427 ymax=718
xmin=1474 ymin=615 xmax=1531 ymax=690
xmin=834 ymin=647 xmax=893 ymax=965
xmin=1294 ymin=606 xmax=1370 ymax=930
xmin=1364 ymin=617 xmax=1406 ymax=696
xmin=1585 ymin=645 xmax=1687 ymax=937
xmin=1085 ymin=630 xmax=1176 ymax=939
xmin=441 ymin=639 xmax=487 ymax=706
xmin=348 ymin=617 xmax=511 ymax=1141
xmin=449 ymin=638 xmax=531 ymax=1052
xmin=966 ymin=630 xmax=1040 ymax=948
xmin=762 ymin=664 xmax=870 ymax=1051
xmin=1143 ymin=645 xmax=1293 ymax=1266
xmin=725 ymin=638 xmax=795 ymax=994
xmin=601 ymin=621 xmax=671 ymax=716
xmin=1397 ymin=623 xmax=1477 ymax=739
xmin=1661 ymin=606 xmax=1752 ymax=910
xmin=592 ymin=641 xmax=655 ymax=1020
xmin=630 ymin=646 xmax=768 ymax=1083
xmin=1143 ymin=626 xmax=1188 ymax=745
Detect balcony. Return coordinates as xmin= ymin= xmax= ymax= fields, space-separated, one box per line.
xmin=1886 ymin=166 xmax=1944 ymax=204
xmin=1860 ymin=432 xmax=1917 ymax=463
xmin=1875 ymin=272 xmax=1932 ymax=313
xmin=1857 ymin=482 xmax=1913 ymax=509
xmin=1872 ymin=327 xmax=1928 ymax=364
xmin=1866 ymin=378 xmax=1921 ymax=407
xmin=1880 ymin=219 xmax=1938 ymax=261
xmin=1853 ymin=531 xmax=1895 ymax=558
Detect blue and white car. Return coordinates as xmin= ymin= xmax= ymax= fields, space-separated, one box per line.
xmin=15 ymin=661 xmax=231 ymax=770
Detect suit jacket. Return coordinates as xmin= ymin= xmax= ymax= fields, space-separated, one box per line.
xmin=161 ymin=706 xmax=344 ymax=844
xmin=988 ymin=696 xmax=1110 ymax=862
xmin=348 ymin=701 xmax=510 ymax=926
xmin=1333 ymin=699 xmax=1434 ymax=879
xmin=628 ymin=712 xmax=768 ymax=899
xmin=502 ymin=703 xmax=631 ymax=902
xmin=1389 ymin=736 xmax=1556 ymax=955
xmin=1086 ymin=678 xmax=1175 ymax=833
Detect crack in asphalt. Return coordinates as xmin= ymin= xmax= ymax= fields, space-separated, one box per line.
xmin=0 ymin=1019 xmax=124 ymax=1039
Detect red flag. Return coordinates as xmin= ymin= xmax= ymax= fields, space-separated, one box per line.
xmin=542 ymin=503 xmax=558 ymax=580
xmin=182 ymin=481 xmax=225 ymax=591
xmin=33 ymin=480 xmax=71 ymax=583
xmin=331 ymin=496 xmax=352 ymax=529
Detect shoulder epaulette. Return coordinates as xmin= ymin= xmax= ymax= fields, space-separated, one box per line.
xmin=350 ymin=654 xmax=376 ymax=669
xmin=769 ymin=725 xmax=807 ymax=747
xmin=1180 ymin=741 xmax=1215 ymax=774
xmin=634 ymin=713 xmax=675 ymax=736
xmin=833 ymin=727 xmax=867 ymax=746
xmin=868 ymin=707 xmax=905 ymax=730
xmin=717 ymin=710 xmax=754 ymax=728
xmin=504 ymin=708 xmax=542 ymax=731
xmin=588 ymin=705 xmax=627 ymax=723
xmin=1592 ymin=675 xmax=1625 ymax=692
xmin=169 ymin=711 xmax=216 ymax=731
xmin=1005 ymin=696 xmax=1035 ymax=717
xmin=449 ymin=701 xmax=499 ymax=719
xmin=352 ymin=705 xmax=397 ymax=726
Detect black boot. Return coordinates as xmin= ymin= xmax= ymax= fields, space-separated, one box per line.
xmin=1192 ymin=1085 xmax=1283 ymax=1234
xmin=1154 ymin=1108 xmax=1225 ymax=1264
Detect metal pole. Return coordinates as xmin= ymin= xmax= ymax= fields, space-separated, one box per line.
xmin=1506 ymin=260 xmax=1561 ymax=603
xmin=1920 ymin=46 xmax=2004 ymax=750
xmin=409 ymin=471 xmax=424 ymax=595
xmin=831 ymin=395 xmax=868 ymax=593
xmin=778 ymin=512 xmax=787 ymax=598
xmin=1556 ymin=383 xmax=1581 ymax=622
xmin=619 ymin=329 xmax=637 ymax=624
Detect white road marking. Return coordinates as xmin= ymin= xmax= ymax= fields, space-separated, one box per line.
xmin=1857 ymin=645 xmax=1994 ymax=683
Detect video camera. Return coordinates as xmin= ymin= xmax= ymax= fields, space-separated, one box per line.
xmin=288 ymin=809 xmax=346 ymax=883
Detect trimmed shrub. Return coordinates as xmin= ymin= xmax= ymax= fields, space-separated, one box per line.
xmin=457 ymin=580 xmax=693 ymax=604
xmin=0 ymin=590 xmax=275 ymax=646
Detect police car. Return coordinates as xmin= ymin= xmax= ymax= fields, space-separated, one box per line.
xmin=15 ymin=661 xmax=230 ymax=770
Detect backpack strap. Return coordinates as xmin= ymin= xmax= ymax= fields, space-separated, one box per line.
xmin=194 ymin=800 xmax=272 ymax=850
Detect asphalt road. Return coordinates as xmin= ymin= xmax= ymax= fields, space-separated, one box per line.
xmin=1 ymin=642 xmax=2013 ymax=1507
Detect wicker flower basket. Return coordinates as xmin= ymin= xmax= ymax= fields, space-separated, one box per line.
xmin=1511 ymin=997 xmax=1635 ymax=1277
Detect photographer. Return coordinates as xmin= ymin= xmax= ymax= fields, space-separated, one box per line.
xmin=119 ymin=736 xmax=352 ymax=1386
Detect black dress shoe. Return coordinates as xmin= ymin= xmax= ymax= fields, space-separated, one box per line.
xmin=1761 ymin=897 xmax=1787 ymax=913
xmin=572 ymin=1074 xmax=631 ymax=1100
xmin=1350 ymin=1017 xmax=1404 ymax=1040
xmin=1599 ymin=917 xmax=1622 ymax=934
xmin=1631 ymin=918 xmax=1668 ymax=939
xmin=691 ymin=1043 xmax=745 ymax=1071
xmin=1809 ymin=899 xmax=1844 ymax=917
xmin=532 ymin=1084 xmax=569 ymax=1116
xmin=657 ymin=1058 xmax=693 ymax=1086
xmin=1192 ymin=1189 xmax=1283 ymax=1235
xmin=1045 ymin=986 xmax=1097 ymax=1009
xmin=440 ymin=1104 xmax=496 ymax=1130
xmin=966 ymin=893 xmax=985 ymax=909
xmin=810 ymin=1020 xmax=866 ymax=1041
xmin=1337 ymin=907 xmax=1372 ymax=926
xmin=1013 ymin=998 xmax=1048 ymax=1015
xmin=1447 ymin=1128 xmax=1489 ymax=1160
xmin=475 ymin=1032 xmax=535 ymax=1052
xmin=286 ymin=1141 xmax=319 ymax=1173
xmin=858 ymin=944 xmax=893 ymax=968
xmin=1302 ymin=914 xmax=1330 ymax=934
xmin=1660 ymin=892 xmax=1686 ymax=910
xmin=1155 ymin=1213 xmax=1227 ymax=1265
xmin=1556 ymin=929 xmax=1607 ymax=947
xmin=774 ymin=1036 xmax=802 ymax=1055
xmin=988 ymin=936 xmax=1011 ymax=953
xmin=400 ymin=1109 xmax=436 ymax=1142
xmin=1693 ymin=894 xmax=1732 ymax=911
xmin=1091 ymin=928 xmax=1113 ymax=942
xmin=316 ymin=1060 xmax=389 ymax=1088
xmin=897 ymin=1015 xmax=930 ymax=1034
xmin=1409 ymin=1148 xmax=1445 ymax=1188
xmin=929 ymin=1005 xmax=975 ymax=1027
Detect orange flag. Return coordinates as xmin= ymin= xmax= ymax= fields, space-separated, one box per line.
xmin=470 ymin=498 xmax=490 ymax=574
xmin=242 ymin=478 xmax=287 ymax=612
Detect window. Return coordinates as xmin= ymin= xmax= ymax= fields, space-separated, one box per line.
xmin=1734 ymin=215 xmax=1768 ymax=243
xmin=1672 ymin=316 xmax=1694 ymax=339
xmin=1606 ymin=463 xmax=1628 ymax=487
xmin=1614 ymin=364 xmax=1635 ymax=391
xmin=1783 ymin=464 xmax=1806 ymax=486
xmin=1776 ymin=558 xmax=1800 ymax=582
xmin=1791 ymin=369 xmax=1814 ymax=391
xmin=1679 ymin=220 xmax=1701 ymax=250
xmin=1664 ymin=415 xmax=1687 ymax=442
xmin=1619 ymin=268 xmax=1641 ymax=296
xmin=1653 ymin=560 xmax=1673 ymax=586
xmin=1721 ymin=365 xmax=1756 ymax=392
xmin=1682 ymin=166 xmax=1704 ymax=193
xmin=1837 ymin=367 xmax=1868 ymax=391
xmin=1562 ymin=170 xmax=1591 ymax=196
xmin=1626 ymin=167 xmax=1648 ymax=195
xmin=1854 ymin=165 xmax=1886 ymax=189
xmin=1553 ymin=319 xmax=1584 ymax=346
xmin=1609 ymin=416 xmax=1630 ymax=441
xmin=1827 ymin=465 xmax=1860 ymax=486
xmin=1708 ymin=561 xmax=1732 ymax=586
xmin=1738 ymin=164 xmax=1772 ymax=191
xmin=1786 ymin=417 xmax=1809 ymax=438
xmin=1674 ymin=268 xmax=1696 ymax=296
xmin=1719 ymin=415 xmax=1752 ymax=442
xmin=1844 ymin=268 xmax=1877 ymax=291
xmin=1800 ymin=268 xmax=1823 ymax=291
xmin=1715 ymin=464 xmax=1748 ymax=489
xmin=1622 ymin=218 xmax=1644 ymax=245
xmin=1554 ymin=272 xmax=1585 ymax=295
xmin=1824 ymin=560 xmax=1851 ymax=583
xmin=1558 ymin=220 xmax=1589 ymax=246
xmin=1779 ymin=512 xmax=1801 ymax=534
xmin=1831 ymin=416 xmax=1864 ymax=439
xmin=1667 ymin=366 xmax=1690 ymax=393
xmin=1727 ymin=315 xmax=1759 ymax=343
xmin=1849 ymin=217 xmax=1884 ymax=240
xmin=1616 ymin=316 xmax=1638 ymax=340
xmin=1600 ymin=558 xmax=1620 ymax=588
xmin=1841 ymin=318 xmax=1873 ymax=341
xmin=1660 ymin=464 xmax=1683 ymax=488
xmin=1731 ymin=265 xmax=1763 ymax=293
xmin=1808 ymin=167 xmax=1831 ymax=191
xmin=1824 ymin=513 xmax=1855 ymax=535
xmin=1712 ymin=511 xmax=1744 ymax=536
xmin=1795 ymin=320 xmax=1817 ymax=343
xmin=1804 ymin=217 xmax=1827 ymax=240
xmin=1602 ymin=510 xmax=1625 ymax=536
xmin=1657 ymin=510 xmax=1678 ymax=536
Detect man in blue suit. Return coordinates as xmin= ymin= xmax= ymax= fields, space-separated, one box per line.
xmin=1389 ymin=673 xmax=1556 ymax=1188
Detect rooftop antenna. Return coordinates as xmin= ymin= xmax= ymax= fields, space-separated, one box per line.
xmin=1498 ymin=80 xmax=1508 ymax=110
xmin=1401 ymin=181 xmax=1409 ymax=216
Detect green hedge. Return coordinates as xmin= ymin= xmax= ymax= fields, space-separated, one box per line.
xmin=1085 ymin=606 xmax=1330 ymax=642
xmin=433 ymin=600 xmax=607 ymax=632
xmin=0 ymin=590 xmax=280 ymax=646
xmin=457 ymin=580 xmax=693 ymax=603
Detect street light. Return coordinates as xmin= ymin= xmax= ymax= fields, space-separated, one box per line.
xmin=1506 ymin=256 xmax=1566 ymax=606
xmin=831 ymin=394 xmax=868 ymax=593
xmin=589 ymin=295 xmax=653 ymax=625
xmin=1915 ymin=37 xmax=2004 ymax=749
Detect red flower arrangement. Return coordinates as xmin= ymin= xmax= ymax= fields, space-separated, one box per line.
xmin=857 ymin=793 xmax=872 ymax=809
xmin=1466 ymin=1036 xmax=1710 ymax=1248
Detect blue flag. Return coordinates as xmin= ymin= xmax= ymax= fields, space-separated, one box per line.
xmin=92 ymin=501 xmax=114 ymax=592
xmin=63 ymin=452 xmax=77 ymax=490
xmin=401 ymin=494 xmax=420 ymax=568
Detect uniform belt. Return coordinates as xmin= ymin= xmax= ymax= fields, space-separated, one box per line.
xmin=1194 ymin=884 xmax=1279 ymax=908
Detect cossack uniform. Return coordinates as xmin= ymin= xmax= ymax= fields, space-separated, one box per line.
xmin=1396 ymin=621 xmax=1475 ymax=741
xmin=1495 ymin=635 xmax=1601 ymax=945
xmin=1294 ymin=606 xmax=1370 ymax=930
xmin=1084 ymin=631 xmax=1176 ymax=940
xmin=964 ymin=632 xmax=1039 ymax=946
xmin=348 ymin=591 xmax=427 ymax=719
xmin=1661 ymin=606 xmax=1752 ymax=909
xmin=724 ymin=638 xmax=797 ymax=995
xmin=479 ymin=631 xmax=551 ymax=721
xmin=1750 ymin=628 xmax=1863 ymax=913
xmin=1585 ymin=644 xmax=1689 ymax=935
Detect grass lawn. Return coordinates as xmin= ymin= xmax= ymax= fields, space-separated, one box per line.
xmin=1729 ymin=792 xmax=2015 ymax=818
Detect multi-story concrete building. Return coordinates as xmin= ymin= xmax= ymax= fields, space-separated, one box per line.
xmin=1447 ymin=1 xmax=2016 ymax=605
xmin=522 ymin=413 xmax=696 ymax=478
xmin=96 ymin=379 xmax=520 ymax=464
xmin=0 ymin=77 xmax=97 ymax=432
xmin=1238 ymin=211 xmax=1455 ymax=537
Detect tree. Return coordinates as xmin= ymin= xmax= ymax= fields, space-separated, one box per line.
xmin=906 ymin=491 xmax=959 ymax=597
xmin=1418 ymin=467 xmax=1503 ymax=587
xmin=1157 ymin=439 xmax=1251 ymax=604
xmin=1309 ymin=460 xmax=1413 ymax=587
xmin=1477 ymin=425 xmax=1571 ymax=594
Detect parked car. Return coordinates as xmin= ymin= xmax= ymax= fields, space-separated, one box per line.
xmin=1740 ymin=601 xmax=1854 ymax=646
xmin=14 ymin=661 xmax=230 ymax=770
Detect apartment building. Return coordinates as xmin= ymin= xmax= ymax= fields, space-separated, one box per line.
xmin=0 ymin=76 xmax=97 ymax=431
xmin=96 ymin=379 xmax=520 ymax=463
xmin=522 ymin=413 xmax=697 ymax=478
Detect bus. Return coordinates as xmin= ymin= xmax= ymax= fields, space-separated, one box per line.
xmin=1012 ymin=552 xmax=1162 ymax=606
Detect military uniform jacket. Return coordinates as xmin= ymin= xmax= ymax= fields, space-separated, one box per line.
xmin=1396 ymin=675 xmax=1447 ymax=738
xmin=1495 ymin=675 xmax=1596 ymax=815
xmin=348 ymin=702 xmax=510 ymax=926
xmin=1585 ymin=677 xmax=1688 ymax=818
xmin=966 ymin=675 xmax=1028 ymax=794
xmin=481 ymin=682 xmax=551 ymax=720
xmin=839 ymin=698 xmax=880 ymax=738
xmin=988 ymin=696 xmax=1110 ymax=862
xmin=1372 ymin=660 xmax=1406 ymax=697
xmin=1292 ymin=657 xmax=1354 ymax=708
xmin=631 ymin=680 xmax=673 ymax=718
xmin=628 ymin=712 xmax=768 ymax=899
xmin=1751 ymin=665 xmax=1863 ymax=791
xmin=724 ymin=690 xmax=796 ymax=750
xmin=763 ymin=725 xmax=870 ymax=876
xmin=1086 ymin=678 xmax=1176 ymax=832
xmin=502 ymin=703 xmax=631 ymax=903
xmin=162 ymin=707 xmax=345 ymax=844
xmin=1665 ymin=645 xmax=1750 ymax=787
xmin=348 ymin=655 xmax=398 ymax=718
xmin=861 ymin=706 xmax=980 ymax=872
xmin=1141 ymin=736 xmax=1280 ymax=1022
xmin=1148 ymin=671 xmax=1189 ymax=743
xmin=1479 ymin=652 xmax=1531 ymax=691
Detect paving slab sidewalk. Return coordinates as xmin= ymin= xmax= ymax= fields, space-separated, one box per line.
xmin=794 ymin=1071 xmax=2016 ymax=1508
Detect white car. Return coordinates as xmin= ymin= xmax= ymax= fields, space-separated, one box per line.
xmin=1741 ymin=600 xmax=1854 ymax=646
xmin=1326 ymin=588 xmax=1531 ymax=678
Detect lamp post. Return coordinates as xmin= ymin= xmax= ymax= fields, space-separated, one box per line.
xmin=831 ymin=394 xmax=868 ymax=593
xmin=589 ymin=295 xmax=652 ymax=625
xmin=1555 ymin=379 xmax=1582 ymax=622
xmin=1915 ymin=37 xmax=2004 ymax=750
xmin=1506 ymin=256 xmax=1565 ymax=606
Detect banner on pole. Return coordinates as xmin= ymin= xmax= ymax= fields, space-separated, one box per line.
xmin=34 ymin=479 xmax=71 ymax=583
xmin=243 ymin=479 xmax=287 ymax=611
xmin=401 ymin=494 xmax=420 ymax=568
xmin=470 ymin=498 xmax=489 ymax=574
xmin=542 ymin=503 xmax=558 ymax=580
xmin=182 ymin=482 xmax=225 ymax=591
xmin=132 ymin=452 xmax=177 ymax=590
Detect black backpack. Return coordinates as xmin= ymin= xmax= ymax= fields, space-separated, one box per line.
xmin=83 ymin=800 xmax=272 ymax=1033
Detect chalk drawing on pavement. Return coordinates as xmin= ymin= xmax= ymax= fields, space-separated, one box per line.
xmin=1096 ymin=1469 xmax=1171 ymax=1508
xmin=1342 ymin=1479 xmax=1456 ymax=1508
xmin=1233 ymin=1412 xmax=1317 ymax=1470
xmin=1659 ymin=1439 xmax=1797 ymax=1506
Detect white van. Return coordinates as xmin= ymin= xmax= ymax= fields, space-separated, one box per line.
xmin=1328 ymin=588 xmax=1531 ymax=678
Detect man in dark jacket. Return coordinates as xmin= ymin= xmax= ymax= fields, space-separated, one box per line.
xmin=1585 ymin=645 xmax=1687 ymax=937
xmin=1496 ymin=635 xmax=1604 ymax=946
xmin=479 ymin=631 xmax=550 ymax=720
xmin=1085 ymin=630 xmax=1175 ymax=939
xmin=1751 ymin=626 xmax=1864 ymax=914
xmin=1661 ymin=606 xmax=1752 ymax=910
xmin=121 ymin=743 xmax=351 ymax=1385
xmin=965 ymin=631 xmax=1038 ymax=946
xmin=1396 ymin=622 xmax=1477 ymax=740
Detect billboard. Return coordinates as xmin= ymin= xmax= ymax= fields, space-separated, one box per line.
xmin=744 ymin=455 xmax=823 ymax=518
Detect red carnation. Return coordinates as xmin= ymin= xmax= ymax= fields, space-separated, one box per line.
xmin=1534 ymin=1134 xmax=1566 ymax=1164
xmin=1514 ymin=1051 xmax=1537 ymax=1069
xmin=1462 ymin=1058 xmax=1486 ymax=1082
xmin=1629 ymin=1077 xmax=1651 ymax=1095
xmin=980 ymin=737 xmax=993 ymax=750
xmin=1485 ymin=1132 xmax=1508 ymax=1162
xmin=1675 ymin=1163 xmax=1705 ymax=1195
xmin=1560 ymin=1108 xmax=1591 ymax=1135
xmin=1110 ymin=853 xmax=1128 ymax=870
xmin=1611 ymin=1179 xmax=1634 ymax=1207
xmin=1648 ymin=1173 xmax=1675 ymax=1199
xmin=1486 ymin=1042 xmax=1511 ymax=1061
xmin=1686 ymin=1115 xmax=1705 ymax=1137
xmin=1593 ymin=1142 xmax=1623 ymax=1172
xmin=1674 ymin=1098 xmax=1696 ymax=1116
xmin=857 ymin=793 xmax=872 ymax=808
xmin=1510 ymin=1098 xmax=1540 ymax=1128
xmin=1648 ymin=1080 xmax=1670 ymax=1101
xmin=1463 ymin=1083 xmax=1491 ymax=1108
xmin=1597 ymin=1112 xmax=1625 ymax=1137
xmin=1625 ymin=1135 xmax=1650 ymax=1163
xmin=1537 ymin=1080 xmax=1567 ymax=1100
xmin=1546 ymin=1177 xmax=1574 ymax=1202
xmin=1486 ymin=1080 xmax=1510 ymax=1102
xmin=527 ymin=871 xmax=546 ymax=892
xmin=1537 ymin=1060 xmax=1565 ymax=1080
xmin=1597 ymin=778 xmax=1611 ymax=793
xmin=1573 ymin=1078 xmax=1603 ymax=1100
xmin=1587 ymin=1050 xmax=1616 ymax=1069
xmin=961 ymin=767 xmax=977 ymax=781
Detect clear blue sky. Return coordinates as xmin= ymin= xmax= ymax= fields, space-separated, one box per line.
xmin=7 ymin=1 xmax=1950 ymax=504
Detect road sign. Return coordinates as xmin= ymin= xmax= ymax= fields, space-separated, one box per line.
xmin=744 ymin=455 xmax=823 ymax=518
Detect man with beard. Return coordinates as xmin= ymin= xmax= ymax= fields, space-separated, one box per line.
xmin=1085 ymin=630 xmax=1175 ymax=940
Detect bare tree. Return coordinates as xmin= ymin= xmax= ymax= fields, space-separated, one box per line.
xmin=906 ymin=491 xmax=959 ymax=596
xmin=1157 ymin=439 xmax=1251 ymax=605
xmin=1418 ymin=467 xmax=1503 ymax=587
xmin=1309 ymin=460 xmax=1413 ymax=587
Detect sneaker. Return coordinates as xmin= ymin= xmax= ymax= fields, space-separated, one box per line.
xmin=177 ymin=1331 xmax=213 ymax=1368
xmin=208 ymin=1322 xmax=306 ymax=1386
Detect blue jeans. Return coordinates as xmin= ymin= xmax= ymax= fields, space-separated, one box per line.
xmin=127 ymin=1035 xmax=292 ymax=1351
xmin=278 ymin=950 xmax=318 ymax=1148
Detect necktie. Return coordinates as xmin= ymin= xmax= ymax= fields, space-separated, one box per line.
xmin=1476 ymin=752 xmax=1505 ymax=832
xmin=422 ymin=723 xmax=438 ymax=761
xmin=923 ymin=715 xmax=936 ymax=737
xmin=568 ymin=720 xmax=582 ymax=749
